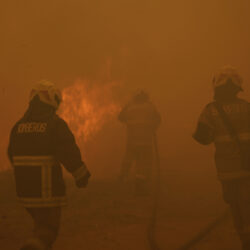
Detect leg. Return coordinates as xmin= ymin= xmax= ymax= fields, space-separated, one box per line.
xmin=225 ymin=180 xmax=250 ymax=250
xmin=236 ymin=180 xmax=250 ymax=250
xmin=120 ymin=144 xmax=135 ymax=182
xmin=24 ymin=207 xmax=61 ymax=250
xmin=135 ymin=146 xmax=153 ymax=195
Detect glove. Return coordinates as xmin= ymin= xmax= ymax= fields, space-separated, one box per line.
xmin=75 ymin=170 xmax=91 ymax=188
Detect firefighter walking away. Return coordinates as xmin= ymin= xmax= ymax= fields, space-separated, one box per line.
xmin=118 ymin=90 xmax=161 ymax=195
xmin=8 ymin=81 xmax=91 ymax=250
xmin=193 ymin=67 xmax=250 ymax=250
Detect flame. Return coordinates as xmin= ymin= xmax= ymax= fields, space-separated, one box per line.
xmin=60 ymin=79 xmax=121 ymax=143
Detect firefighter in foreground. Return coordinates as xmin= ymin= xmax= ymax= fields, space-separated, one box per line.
xmin=8 ymin=81 xmax=91 ymax=250
xmin=193 ymin=67 xmax=250 ymax=250
xmin=118 ymin=90 xmax=161 ymax=195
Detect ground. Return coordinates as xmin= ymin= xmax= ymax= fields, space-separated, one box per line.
xmin=0 ymin=164 xmax=242 ymax=250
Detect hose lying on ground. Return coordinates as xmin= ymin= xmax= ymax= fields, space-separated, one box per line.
xmin=178 ymin=209 xmax=231 ymax=250
xmin=147 ymin=134 xmax=230 ymax=250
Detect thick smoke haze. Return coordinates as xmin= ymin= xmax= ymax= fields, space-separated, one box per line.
xmin=1 ymin=0 xmax=250 ymax=175
xmin=1 ymin=1 xmax=250 ymax=249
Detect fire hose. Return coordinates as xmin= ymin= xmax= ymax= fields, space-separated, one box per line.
xmin=178 ymin=209 xmax=230 ymax=250
xmin=146 ymin=134 xmax=231 ymax=250
xmin=147 ymin=134 xmax=161 ymax=250
xmin=147 ymin=134 xmax=230 ymax=250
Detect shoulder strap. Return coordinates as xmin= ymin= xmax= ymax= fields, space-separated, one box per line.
xmin=214 ymin=102 xmax=241 ymax=147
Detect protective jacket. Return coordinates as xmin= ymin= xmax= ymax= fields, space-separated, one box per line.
xmin=8 ymin=101 xmax=88 ymax=208
xmin=194 ymin=98 xmax=250 ymax=181
xmin=119 ymin=101 xmax=161 ymax=146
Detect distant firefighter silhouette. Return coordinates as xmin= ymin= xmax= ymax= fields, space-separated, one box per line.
xmin=8 ymin=81 xmax=91 ymax=250
xmin=193 ymin=67 xmax=250 ymax=250
xmin=118 ymin=90 xmax=161 ymax=195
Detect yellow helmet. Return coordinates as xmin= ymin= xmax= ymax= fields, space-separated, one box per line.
xmin=30 ymin=80 xmax=62 ymax=109
xmin=213 ymin=66 xmax=243 ymax=90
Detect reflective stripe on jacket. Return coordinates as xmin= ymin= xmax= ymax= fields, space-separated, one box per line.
xmin=194 ymin=98 xmax=250 ymax=181
xmin=12 ymin=155 xmax=66 ymax=207
xmin=8 ymin=110 xmax=87 ymax=208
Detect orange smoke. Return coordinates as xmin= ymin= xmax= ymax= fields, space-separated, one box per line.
xmin=0 ymin=136 xmax=9 ymax=171
xmin=60 ymin=79 xmax=121 ymax=144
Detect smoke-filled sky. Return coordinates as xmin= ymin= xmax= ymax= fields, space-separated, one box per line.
xmin=1 ymin=0 xmax=250 ymax=173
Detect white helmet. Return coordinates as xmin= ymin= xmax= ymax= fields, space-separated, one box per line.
xmin=30 ymin=80 xmax=62 ymax=109
xmin=213 ymin=66 xmax=243 ymax=90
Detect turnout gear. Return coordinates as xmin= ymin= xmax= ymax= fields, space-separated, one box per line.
xmin=8 ymin=84 xmax=90 ymax=249
xmin=23 ymin=207 xmax=61 ymax=250
xmin=8 ymin=96 xmax=90 ymax=207
xmin=30 ymin=80 xmax=62 ymax=110
xmin=122 ymin=144 xmax=153 ymax=195
xmin=222 ymin=180 xmax=250 ymax=250
xmin=194 ymin=69 xmax=250 ymax=249
xmin=119 ymin=100 xmax=161 ymax=147
xmin=119 ymin=93 xmax=161 ymax=194
xmin=213 ymin=66 xmax=243 ymax=90
xmin=194 ymin=99 xmax=250 ymax=181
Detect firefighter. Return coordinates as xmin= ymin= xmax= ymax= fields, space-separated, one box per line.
xmin=118 ymin=90 xmax=161 ymax=195
xmin=193 ymin=67 xmax=250 ymax=250
xmin=8 ymin=80 xmax=91 ymax=250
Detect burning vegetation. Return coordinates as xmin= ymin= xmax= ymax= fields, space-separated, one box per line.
xmin=60 ymin=79 xmax=121 ymax=144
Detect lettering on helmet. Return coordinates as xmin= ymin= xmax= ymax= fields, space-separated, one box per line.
xmin=17 ymin=123 xmax=47 ymax=134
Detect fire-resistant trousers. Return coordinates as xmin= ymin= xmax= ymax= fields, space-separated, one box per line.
xmin=222 ymin=179 xmax=250 ymax=250
xmin=121 ymin=144 xmax=153 ymax=193
xmin=26 ymin=207 xmax=61 ymax=249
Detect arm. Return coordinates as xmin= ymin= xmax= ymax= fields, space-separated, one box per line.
xmin=193 ymin=104 xmax=214 ymax=145
xmin=118 ymin=105 xmax=129 ymax=123
xmin=54 ymin=117 xmax=90 ymax=188
xmin=193 ymin=122 xmax=214 ymax=145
